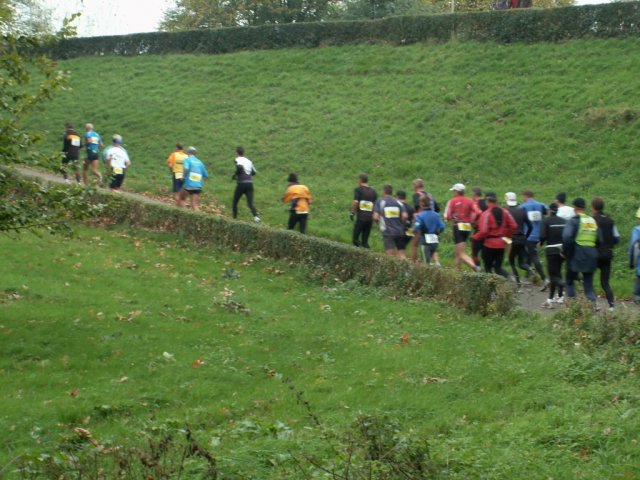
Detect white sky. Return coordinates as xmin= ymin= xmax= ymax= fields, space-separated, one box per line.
xmin=42 ymin=0 xmax=175 ymax=37
xmin=42 ymin=0 xmax=610 ymax=37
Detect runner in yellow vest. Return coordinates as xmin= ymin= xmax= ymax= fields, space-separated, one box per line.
xmin=561 ymin=197 xmax=600 ymax=303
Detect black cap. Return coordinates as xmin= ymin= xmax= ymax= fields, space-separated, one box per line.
xmin=396 ymin=190 xmax=406 ymax=199
xmin=573 ymin=197 xmax=586 ymax=209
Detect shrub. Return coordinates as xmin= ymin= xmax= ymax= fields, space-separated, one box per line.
xmin=84 ymin=190 xmax=514 ymax=316
xmin=48 ymin=3 xmax=640 ymax=59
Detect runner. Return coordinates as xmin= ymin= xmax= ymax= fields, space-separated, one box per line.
xmin=166 ymin=143 xmax=188 ymax=206
xmin=562 ymin=197 xmax=600 ymax=304
xmin=396 ymin=190 xmax=415 ymax=253
xmin=471 ymin=187 xmax=489 ymax=266
xmin=61 ymin=122 xmax=81 ymax=183
xmin=505 ymin=191 xmax=533 ymax=286
xmin=539 ymin=203 xmax=566 ymax=307
xmin=411 ymin=195 xmax=445 ymax=266
xmin=411 ymin=178 xmax=438 ymax=213
xmin=555 ymin=192 xmax=575 ymax=220
xmin=472 ymin=192 xmax=517 ymax=277
xmin=181 ymin=146 xmax=208 ymax=211
xmin=628 ymin=208 xmax=640 ymax=304
xmin=591 ymin=197 xmax=620 ymax=310
xmin=520 ymin=190 xmax=548 ymax=288
xmin=105 ymin=135 xmax=131 ymax=192
xmin=351 ymin=173 xmax=377 ymax=248
xmin=82 ymin=123 xmax=103 ymax=185
xmin=231 ymin=146 xmax=260 ymax=223
xmin=283 ymin=173 xmax=312 ymax=234
xmin=444 ymin=183 xmax=481 ymax=271
xmin=373 ymin=184 xmax=408 ymax=258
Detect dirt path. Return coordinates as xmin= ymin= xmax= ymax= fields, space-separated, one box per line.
xmin=13 ymin=165 xmax=637 ymax=316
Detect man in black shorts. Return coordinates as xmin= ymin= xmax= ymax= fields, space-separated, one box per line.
xmin=61 ymin=122 xmax=81 ymax=183
xmin=373 ymin=184 xmax=408 ymax=258
xmin=351 ymin=173 xmax=377 ymax=248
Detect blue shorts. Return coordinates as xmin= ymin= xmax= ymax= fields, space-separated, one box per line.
xmin=86 ymin=151 xmax=99 ymax=161
xmin=172 ymin=176 xmax=184 ymax=193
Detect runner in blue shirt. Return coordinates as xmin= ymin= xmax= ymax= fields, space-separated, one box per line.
xmin=180 ymin=146 xmax=208 ymax=212
xmin=411 ymin=195 xmax=445 ymax=266
xmin=82 ymin=123 xmax=103 ymax=185
xmin=520 ymin=190 xmax=548 ymax=288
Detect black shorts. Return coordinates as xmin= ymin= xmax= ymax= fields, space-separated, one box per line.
xmin=453 ymin=226 xmax=471 ymax=244
xmin=110 ymin=172 xmax=126 ymax=189
xmin=185 ymin=189 xmax=201 ymax=195
xmin=85 ymin=151 xmax=99 ymax=161
xmin=383 ymin=235 xmax=406 ymax=251
xmin=62 ymin=157 xmax=80 ymax=171
xmin=172 ymin=176 xmax=184 ymax=193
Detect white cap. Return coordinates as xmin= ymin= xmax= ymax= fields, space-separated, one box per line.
xmin=187 ymin=146 xmax=197 ymax=154
xmin=505 ymin=192 xmax=517 ymax=206
xmin=450 ymin=183 xmax=465 ymax=192
xmin=112 ymin=134 xmax=122 ymax=144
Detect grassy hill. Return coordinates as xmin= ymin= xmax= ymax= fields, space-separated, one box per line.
xmin=27 ymin=37 xmax=640 ymax=292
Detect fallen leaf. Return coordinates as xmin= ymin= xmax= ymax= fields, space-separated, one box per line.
xmin=69 ymin=389 xmax=80 ymax=398
xmin=400 ymin=332 xmax=410 ymax=345
xmin=117 ymin=376 xmax=129 ymax=383
xmin=162 ymin=352 xmax=175 ymax=361
xmin=192 ymin=359 xmax=205 ymax=368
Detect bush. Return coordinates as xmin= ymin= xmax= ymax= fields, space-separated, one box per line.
xmin=48 ymin=3 xmax=640 ymax=59
xmin=85 ymin=190 xmax=514 ymax=316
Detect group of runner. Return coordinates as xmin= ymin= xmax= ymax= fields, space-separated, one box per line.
xmin=61 ymin=122 xmax=130 ymax=191
xmin=353 ymin=176 xmax=640 ymax=309
xmin=61 ymin=128 xmax=640 ymax=307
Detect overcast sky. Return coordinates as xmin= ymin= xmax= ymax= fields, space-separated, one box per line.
xmin=42 ymin=0 xmax=610 ymax=37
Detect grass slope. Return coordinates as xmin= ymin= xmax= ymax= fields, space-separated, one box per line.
xmin=1 ymin=226 xmax=639 ymax=478
xmin=27 ymin=38 xmax=640 ymax=293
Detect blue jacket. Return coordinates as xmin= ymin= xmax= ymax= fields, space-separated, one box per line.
xmin=520 ymin=199 xmax=547 ymax=242
xmin=414 ymin=209 xmax=445 ymax=237
xmin=629 ymin=225 xmax=640 ymax=275
xmin=183 ymin=156 xmax=208 ymax=190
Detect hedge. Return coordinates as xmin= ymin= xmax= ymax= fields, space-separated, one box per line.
xmin=77 ymin=189 xmax=515 ymax=317
xmin=48 ymin=3 xmax=640 ymax=59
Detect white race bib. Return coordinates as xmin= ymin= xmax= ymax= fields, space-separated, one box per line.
xmin=90 ymin=137 xmax=99 ymax=144
xmin=527 ymin=211 xmax=542 ymax=222
xmin=359 ymin=200 xmax=374 ymax=212
xmin=174 ymin=172 xmax=183 ymax=180
xmin=457 ymin=222 xmax=472 ymax=232
xmin=189 ymin=173 xmax=202 ymax=182
xmin=113 ymin=167 xmax=123 ymax=175
xmin=71 ymin=138 xmax=81 ymax=147
xmin=425 ymin=234 xmax=439 ymax=244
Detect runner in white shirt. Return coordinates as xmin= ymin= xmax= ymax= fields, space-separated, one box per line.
xmin=106 ymin=135 xmax=131 ymax=191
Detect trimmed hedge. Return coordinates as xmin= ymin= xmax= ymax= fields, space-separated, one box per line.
xmin=85 ymin=191 xmax=515 ymax=316
xmin=49 ymin=3 xmax=640 ymax=59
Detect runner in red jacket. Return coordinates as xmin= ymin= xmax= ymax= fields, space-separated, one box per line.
xmin=473 ymin=192 xmax=517 ymax=277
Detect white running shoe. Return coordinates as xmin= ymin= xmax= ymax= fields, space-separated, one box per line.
xmin=542 ymin=299 xmax=554 ymax=308
xmin=253 ymin=216 xmax=261 ymax=224
xmin=554 ymin=296 xmax=564 ymax=304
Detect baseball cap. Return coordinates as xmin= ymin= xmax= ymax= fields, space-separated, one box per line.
xmin=112 ymin=134 xmax=122 ymax=144
xmin=450 ymin=183 xmax=465 ymax=192
xmin=504 ymin=192 xmax=517 ymax=206
xmin=396 ymin=190 xmax=407 ymax=199
xmin=187 ymin=146 xmax=197 ymax=154
xmin=573 ymin=197 xmax=586 ymax=209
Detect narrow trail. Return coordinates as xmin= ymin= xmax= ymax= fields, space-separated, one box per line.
xmin=13 ymin=165 xmax=637 ymax=316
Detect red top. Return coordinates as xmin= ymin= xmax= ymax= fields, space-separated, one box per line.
xmin=444 ymin=196 xmax=480 ymax=224
xmin=473 ymin=207 xmax=517 ymax=249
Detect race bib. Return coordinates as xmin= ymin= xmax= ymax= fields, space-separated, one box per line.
xmin=71 ymin=138 xmax=81 ymax=147
xmin=359 ymin=200 xmax=374 ymax=212
xmin=425 ymin=234 xmax=439 ymax=244
xmin=406 ymin=228 xmax=415 ymax=237
xmin=189 ymin=173 xmax=202 ymax=182
xmin=89 ymin=137 xmax=99 ymax=144
xmin=383 ymin=206 xmax=400 ymax=218
xmin=113 ymin=167 xmax=123 ymax=174
xmin=457 ymin=222 xmax=472 ymax=232
xmin=174 ymin=172 xmax=183 ymax=180
xmin=527 ymin=211 xmax=542 ymax=222
xmin=581 ymin=220 xmax=597 ymax=231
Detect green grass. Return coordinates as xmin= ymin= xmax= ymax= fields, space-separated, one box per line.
xmin=26 ymin=37 xmax=640 ymax=296
xmin=1 ymin=226 xmax=639 ymax=478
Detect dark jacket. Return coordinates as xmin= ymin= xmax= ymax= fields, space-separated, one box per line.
xmin=562 ymin=214 xmax=601 ymax=273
